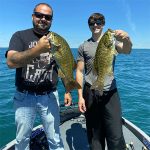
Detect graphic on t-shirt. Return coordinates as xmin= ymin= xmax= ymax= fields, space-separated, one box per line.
xmin=23 ymin=51 xmax=54 ymax=83
xmin=23 ymin=52 xmax=52 ymax=83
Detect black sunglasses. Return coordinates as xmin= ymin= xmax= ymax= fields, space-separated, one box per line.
xmin=89 ymin=20 xmax=102 ymax=26
xmin=34 ymin=12 xmax=52 ymax=21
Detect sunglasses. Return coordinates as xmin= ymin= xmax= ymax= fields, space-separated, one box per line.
xmin=34 ymin=12 xmax=52 ymax=21
xmin=89 ymin=20 xmax=102 ymax=26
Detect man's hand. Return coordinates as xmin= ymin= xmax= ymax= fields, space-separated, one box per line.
xmin=114 ymin=29 xmax=132 ymax=54
xmin=6 ymin=35 xmax=51 ymax=69
xmin=78 ymin=97 xmax=86 ymax=113
xmin=64 ymin=92 xmax=72 ymax=106
xmin=115 ymin=30 xmax=129 ymax=42
xmin=36 ymin=35 xmax=51 ymax=54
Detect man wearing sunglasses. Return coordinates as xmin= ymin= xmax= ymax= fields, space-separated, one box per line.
xmin=76 ymin=13 xmax=132 ymax=150
xmin=6 ymin=3 xmax=71 ymax=150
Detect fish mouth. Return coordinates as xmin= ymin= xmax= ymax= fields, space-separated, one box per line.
xmin=51 ymin=41 xmax=60 ymax=47
xmin=109 ymin=32 xmax=115 ymax=45
xmin=108 ymin=42 xmax=113 ymax=47
xmin=47 ymin=33 xmax=60 ymax=47
xmin=108 ymin=28 xmax=115 ymax=33
xmin=106 ymin=37 xmax=115 ymax=47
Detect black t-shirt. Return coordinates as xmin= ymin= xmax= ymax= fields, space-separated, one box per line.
xmin=6 ymin=28 xmax=58 ymax=92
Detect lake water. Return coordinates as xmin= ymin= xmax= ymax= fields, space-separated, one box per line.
xmin=0 ymin=48 xmax=150 ymax=147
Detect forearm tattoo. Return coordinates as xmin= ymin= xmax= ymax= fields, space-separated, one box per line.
xmin=10 ymin=49 xmax=34 ymax=67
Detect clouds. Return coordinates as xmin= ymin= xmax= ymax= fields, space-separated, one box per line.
xmin=0 ymin=0 xmax=149 ymax=48
xmin=122 ymin=0 xmax=136 ymax=34
xmin=125 ymin=6 xmax=136 ymax=33
xmin=120 ymin=0 xmax=150 ymax=48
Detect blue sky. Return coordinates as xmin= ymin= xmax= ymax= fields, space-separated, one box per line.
xmin=0 ymin=0 xmax=150 ymax=48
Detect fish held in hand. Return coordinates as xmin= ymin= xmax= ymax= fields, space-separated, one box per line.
xmin=91 ymin=29 xmax=118 ymax=95
xmin=47 ymin=32 xmax=81 ymax=92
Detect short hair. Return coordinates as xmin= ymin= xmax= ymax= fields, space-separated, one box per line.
xmin=88 ymin=13 xmax=105 ymax=26
xmin=33 ymin=3 xmax=53 ymax=17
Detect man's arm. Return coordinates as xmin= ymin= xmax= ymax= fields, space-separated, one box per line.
xmin=6 ymin=35 xmax=50 ymax=69
xmin=60 ymin=78 xmax=72 ymax=106
xmin=115 ymin=30 xmax=132 ymax=54
xmin=76 ymin=60 xmax=86 ymax=113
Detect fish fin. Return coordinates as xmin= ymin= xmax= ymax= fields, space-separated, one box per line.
xmin=108 ymin=28 xmax=115 ymax=33
xmin=58 ymin=69 xmax=65 ymax=78
xmin=46 ymin=32 xmax=51 ymax=39
xmin=93 ymin=68 xmax=97 ymax=76
xmin=63 ymin=78 xmax=81 ymax=92
xmin=111 ymin=48 xmax=118 ymax=56
xmin=55 ymin=45 xmax=62 ymax=55
xmin=91 ymin=81 xmax=104 ymax=96
xmin=108 ymin=72 xmax=113 ymax=76
xmin=91 ymin=64 xmax=98 ymax=76
xmin=73 ymin=59 xmax=77 ymax=70
xmin=106 ymin=67 xmax=113 ymax=76
xmin=98 ymin=90 xmax=103 ymax=96
xmin=50 ymin=44 xmax=62 ymax=55
xmin=114 ymin=49 xmax=118 ymax=56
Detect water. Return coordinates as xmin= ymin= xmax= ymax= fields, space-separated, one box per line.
xmin=0 ymin=48 xmax=150 ymax=147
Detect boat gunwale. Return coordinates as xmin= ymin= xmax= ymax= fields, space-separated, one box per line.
xmin=122 ymin=117 xmax=150 ymax=149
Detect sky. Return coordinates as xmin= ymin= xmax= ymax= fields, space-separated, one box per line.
xmin=0 ymin=0 xmax=150 ymax=49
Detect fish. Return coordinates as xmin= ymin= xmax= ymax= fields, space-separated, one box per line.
xmin=90 ymin=29 xmax=118 ymax=95
xmin=47 ymin=32 xmax=81 ymax=92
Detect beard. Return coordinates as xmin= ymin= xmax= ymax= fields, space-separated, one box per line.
xmin=33 ymin=20 xmax=51 ymax=35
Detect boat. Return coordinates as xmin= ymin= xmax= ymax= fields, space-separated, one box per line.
xmin=1 ymin=104 xmax=150 ymax=150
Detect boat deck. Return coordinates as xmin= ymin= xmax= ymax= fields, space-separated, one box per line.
xmin=1 ymin=110 xmax=150 ymax=150
xmin=60 ymin=114 xmax=148 ymax=150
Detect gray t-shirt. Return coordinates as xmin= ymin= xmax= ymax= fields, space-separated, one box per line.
xmin=77 ymin=38 xmax=117 ymax=91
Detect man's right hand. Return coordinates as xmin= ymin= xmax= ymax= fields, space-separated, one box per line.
xmin=78 ymin=97 xmax=86 ymax=113
xmin=36 ymin=35 xmax=51 ymax=54
xmin=7 ymin=35 xmax=51 ymax=69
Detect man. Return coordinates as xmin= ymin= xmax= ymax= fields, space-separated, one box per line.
xmin=76 ymin=13 xmax=132 ymax=150
xmin=6 ymin=3 xmax=72 ymax=150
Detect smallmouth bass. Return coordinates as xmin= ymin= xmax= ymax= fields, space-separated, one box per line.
xmin=91 ymin=29 xmax=118 ymax=95
xmin=47 ymin=32 xmax=81 ymax=92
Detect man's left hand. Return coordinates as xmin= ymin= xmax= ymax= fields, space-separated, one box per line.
xmin=64 ymin=92 xmax=72 ymax=106
xmin=115 ymin=30 xmax=129 ymax=42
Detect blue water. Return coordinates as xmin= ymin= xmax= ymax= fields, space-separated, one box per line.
xmin=0 ymin=48 xmax=150 ymax=147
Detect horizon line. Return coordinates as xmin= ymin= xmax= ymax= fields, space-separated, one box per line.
xmin=1 ymin=47 xmax=150 ymax=50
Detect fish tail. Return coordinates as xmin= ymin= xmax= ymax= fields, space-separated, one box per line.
xmin=91 ymin=81 xmax=104 ymax=96
xmin=65 ymin=79 xmax=81 ymax=92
